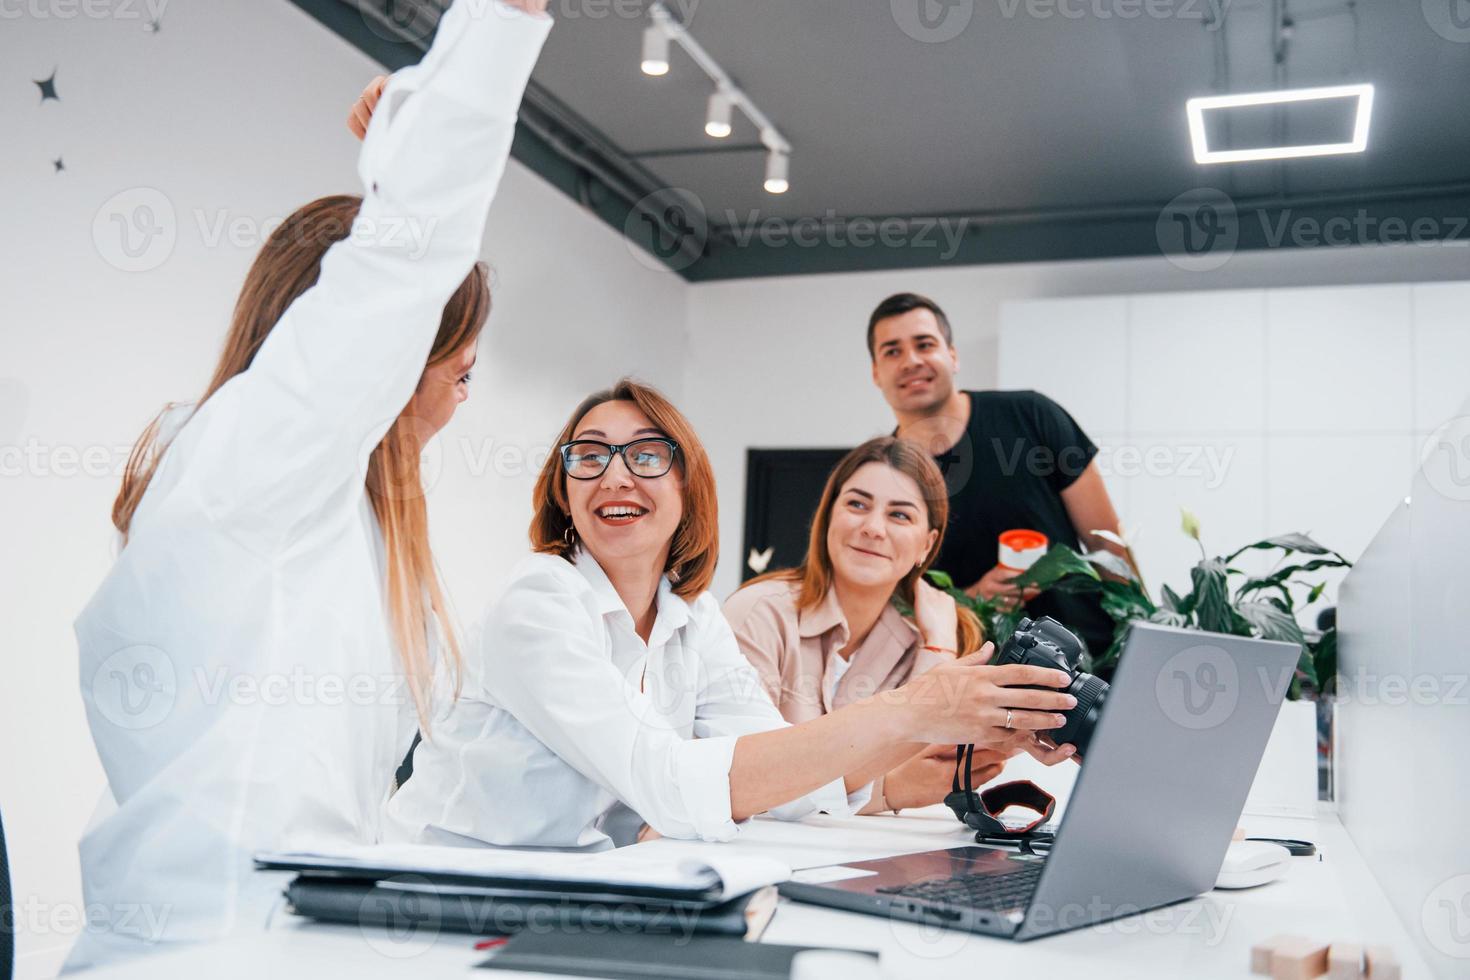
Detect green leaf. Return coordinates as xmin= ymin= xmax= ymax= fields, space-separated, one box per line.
xmin=1159 ymin=583 xmax=1185 ymax=613
xmin=1237 ymin=599 xmax=1306 ymax=646
xmin=1099 ymin=578 xmax=1156 ymax=624
xmin=1307 ymin=581 xmax=1326 ymax=605
xmin=926 ymin=569 xmax=955 ymax=590
xmin=1010 ymin=544 xmax=1101 ymax=591
xmin=1149 ymin=608 xmax=1189 ymax=629
xmin=1191 ymin=559 xmax=1251 ymax=635
xmin=1083 ymin=549 xmax=1139 ymax=582
xmin=1312 ymin=629 xmax=1338 ymax=697
xmin=1225 ymin=532 xmax=1350 ymax=564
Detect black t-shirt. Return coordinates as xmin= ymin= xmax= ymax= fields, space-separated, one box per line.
xmin=917 ymin=390 xmax=1115 ymax=657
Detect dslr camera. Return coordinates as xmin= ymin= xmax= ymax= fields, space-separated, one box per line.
xmin=993 ymin=616 xmax=1109 ymax=755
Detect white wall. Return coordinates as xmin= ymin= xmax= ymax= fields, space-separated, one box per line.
xmin=0 ymin=3 xmax=683 ymax=976
xmin=999 ymin=283 xmax=1470 ymax=598
xmin=681 ymin=248 xmax=1470 ymax=599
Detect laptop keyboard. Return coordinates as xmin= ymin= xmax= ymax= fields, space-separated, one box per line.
xmin=876 ymin=862 xmax=1043 ymax=911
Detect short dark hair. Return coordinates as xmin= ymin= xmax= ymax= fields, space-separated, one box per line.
xmin=866 ymin=292 xmax=953 ymax=359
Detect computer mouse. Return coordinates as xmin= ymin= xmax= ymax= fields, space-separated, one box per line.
xmin=1214 ymin=840 xmax=1293 ymax=889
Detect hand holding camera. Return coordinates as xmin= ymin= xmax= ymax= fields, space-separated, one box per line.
xmin=891 ymin=645 xmax=1078 ymax=755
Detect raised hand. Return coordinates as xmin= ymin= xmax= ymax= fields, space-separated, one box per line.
xmin=346 ymin=75 xmax=388 ymax=141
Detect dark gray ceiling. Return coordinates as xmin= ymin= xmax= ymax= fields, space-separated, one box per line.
xmin=291 ymin=0 xmax=1470 ymax=279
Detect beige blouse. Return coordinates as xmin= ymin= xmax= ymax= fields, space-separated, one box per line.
xmin=722 ymin=577 xmax=950 ymax=813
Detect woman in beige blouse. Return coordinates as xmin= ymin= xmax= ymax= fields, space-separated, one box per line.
xmin=726 ymin=437 xmax=1073 ymax=814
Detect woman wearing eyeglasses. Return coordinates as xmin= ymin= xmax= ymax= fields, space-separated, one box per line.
xmin=385 ymin=379 xmax=1077 ymax=848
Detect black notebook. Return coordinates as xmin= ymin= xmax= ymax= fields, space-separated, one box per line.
xmin=479 ymin=930 xmax=877 ymax=980
xmin=284 ymin=875 xmax=777 ymax=940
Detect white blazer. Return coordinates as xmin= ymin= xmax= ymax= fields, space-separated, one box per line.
xmin=68 ymin=3 xmax=551 ymax=968
xmin=385 ymin=550 xmax=869 ymax=850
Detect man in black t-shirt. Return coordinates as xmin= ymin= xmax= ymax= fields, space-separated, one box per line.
xmin=867 ymin=292 xmax=1126 ymax=657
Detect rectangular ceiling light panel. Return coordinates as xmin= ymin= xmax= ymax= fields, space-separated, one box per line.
xmin=1186 ymin=83 xmax=1375 ymax=165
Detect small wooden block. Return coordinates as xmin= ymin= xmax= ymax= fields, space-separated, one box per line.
xmin=1252 ymin=934 xmax=1301 ymax=975
xmin=1270 ymin=936 xmax=1331 ymax=980
xmin=1327 ymin=942 xmax=1364 ymax=979
xmin=1364 ymin=945 xmax=1400 ymax=980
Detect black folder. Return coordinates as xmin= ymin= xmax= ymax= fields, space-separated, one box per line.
xmin=283 ymin=874 xmax=774 ymax=939
xmin=479 ymin=930 xmax=877 ymax=980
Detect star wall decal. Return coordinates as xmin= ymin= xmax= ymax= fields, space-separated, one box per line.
xmin=35 ymin=69 xmax=59 ymax=103
xmin=53 ymin=156 xmax=65 ymax=174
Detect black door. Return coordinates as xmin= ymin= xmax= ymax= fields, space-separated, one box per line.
xmin=741 ymin=448 xmax=850 ymax=583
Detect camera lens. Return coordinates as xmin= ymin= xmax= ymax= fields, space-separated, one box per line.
xmin=1052 ymin=671 xmax=1107 ymax=756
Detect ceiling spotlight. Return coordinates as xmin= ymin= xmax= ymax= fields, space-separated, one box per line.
xmin=705 ymin=90 xmax=733 ymax=138
xmin=1186 ymin=83 xmax=1375 ymax=165
xmin=763 ymin=149 xmax=790 ymax=194
xmin=641 ymin=25 xmax=670 ymax=76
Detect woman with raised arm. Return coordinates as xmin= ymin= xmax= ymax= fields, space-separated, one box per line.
xmin=726 ymin=437 xmax=1061 ymax=815
xmin=387 ymin=380 xmax=1076 ymax=849
xmin=70 ymin=2 xmax=552 ymax=967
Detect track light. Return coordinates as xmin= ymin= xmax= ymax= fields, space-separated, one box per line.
xmin=705 ymin=90 xmax=733 ymax=138
xmin=643 ymin=2 xmax=792 ymax=193
xmin=641 ymin=25 xmax=670 ymax=76
xmin=763 ymin=149 xmax=789 ymax=194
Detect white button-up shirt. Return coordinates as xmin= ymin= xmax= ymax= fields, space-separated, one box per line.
xmin=386 ymin=551 xmax=868 ymax=849
xmin=68 ymin=3 xmax=551 ymax=969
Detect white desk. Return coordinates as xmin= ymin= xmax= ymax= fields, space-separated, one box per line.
xmin=74 ymin=806 xmax=1433 ymax=979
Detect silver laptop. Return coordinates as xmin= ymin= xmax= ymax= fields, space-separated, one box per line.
xmin=779 ymin=622 xmax=1300 ymax=940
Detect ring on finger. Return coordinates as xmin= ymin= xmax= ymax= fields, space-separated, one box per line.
xmin=1004 ymin=709 xmax=1013 ymax=729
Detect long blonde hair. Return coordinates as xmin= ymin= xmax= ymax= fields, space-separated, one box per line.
xmin=112 ymin=194 xmax=489 ymax=729
xmin=745 ymin=436 xmax=984 ymax=654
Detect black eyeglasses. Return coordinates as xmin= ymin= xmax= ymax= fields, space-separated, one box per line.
xmin=560 ymin=438 xmax=680 ymax=480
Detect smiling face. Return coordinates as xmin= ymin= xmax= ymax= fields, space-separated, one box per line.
xmin=870 ymin=308 xmax=959 ymax=415
xmin=825 ymin=461 xmax=940 ymax=593
xmin=564 ymin=399 xmax=685 ymax=571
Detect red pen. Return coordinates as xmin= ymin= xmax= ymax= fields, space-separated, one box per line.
xmin=473 ymin=937 xmax=510 ymax=951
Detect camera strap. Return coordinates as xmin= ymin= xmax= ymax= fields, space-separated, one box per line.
xmin=942 ymin=743 xmax=1056 ymax=839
